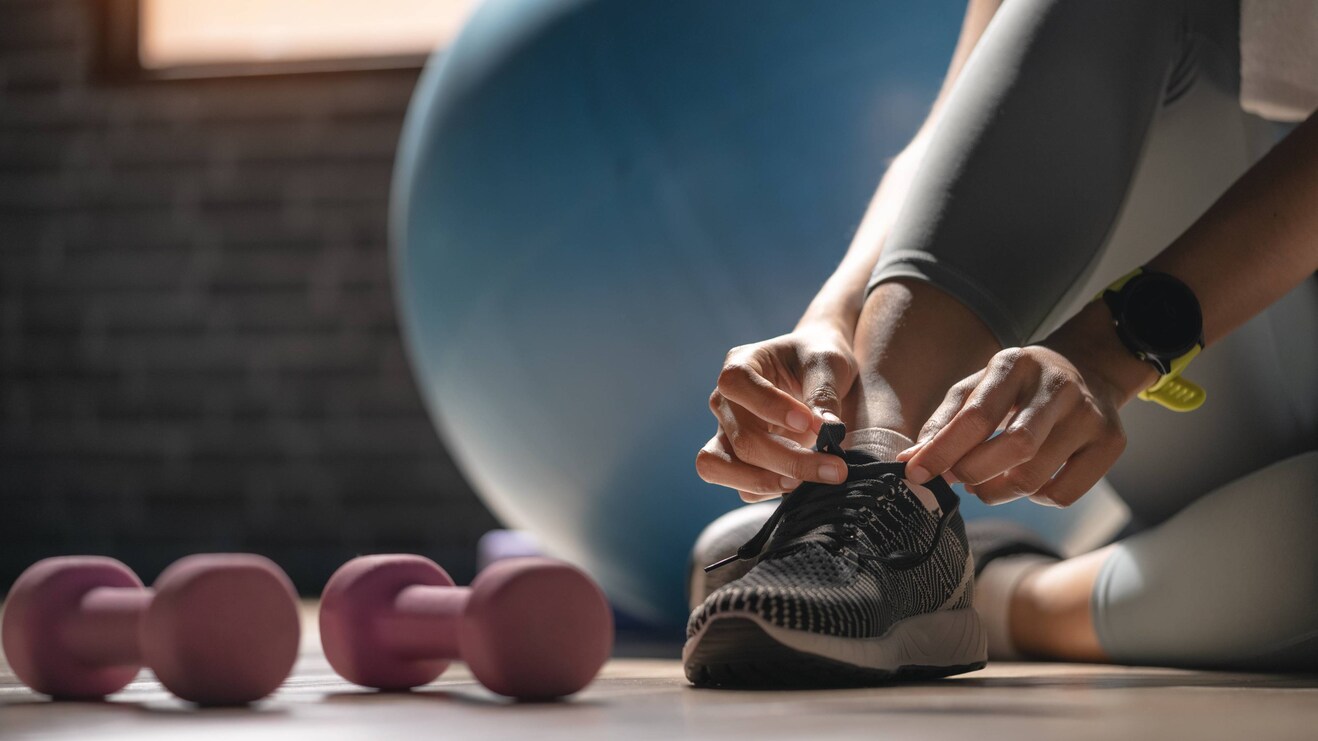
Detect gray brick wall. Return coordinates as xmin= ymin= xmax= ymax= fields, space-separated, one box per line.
xmin=0 ymin=0 xmax=499 ymax=593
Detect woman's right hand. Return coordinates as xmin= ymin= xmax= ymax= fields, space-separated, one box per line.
xmin=696 ymin=323 xmax=858 ymax=502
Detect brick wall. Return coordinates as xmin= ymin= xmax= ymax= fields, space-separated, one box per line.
xmin=0 ymin=0 xmax=499 ymax=593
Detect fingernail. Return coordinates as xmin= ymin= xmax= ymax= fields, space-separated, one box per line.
xmin=821 ymin=411 xmax=842 ymax=424
xmin=905 ymin=464 xmax=930 ymax=484
xmin=780 ymin=476 xmax=801 ymax=490
xmin=786 ymin=409 xmax=811 ymax=433
xmin=818 ymin=464 xmax=844 ymax=483
xmin=905 ymin=438 xmax=929 ymax=454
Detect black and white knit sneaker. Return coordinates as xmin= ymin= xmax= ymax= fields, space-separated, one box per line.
xmin=683 ymin=422 xmax=986 ymax=687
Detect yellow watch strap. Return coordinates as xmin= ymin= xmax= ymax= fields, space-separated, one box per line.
xmin=1101 ymin=268 xmax=1206 ymax=412
xmin=1136 ymin=345 xmax=1205 ymax=411
xmin=1098 ymin=267 xmax=1144 ymax=298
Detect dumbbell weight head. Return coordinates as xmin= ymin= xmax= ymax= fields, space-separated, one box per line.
xmin=464 ymin=557 xmax=613 ymax=699
xmin=319 ymin=554 xmax=458 ymax=690
xmin=143 ymin=554 xmax=302 ymax=704
xmin=2 ymin=557 xmax=143 ymax=698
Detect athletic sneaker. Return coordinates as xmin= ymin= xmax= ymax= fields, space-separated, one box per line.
xmin=683 ymin=422 xmax=986 ymax=687
xmin=686 ymin=501 xmax=777 ymax=610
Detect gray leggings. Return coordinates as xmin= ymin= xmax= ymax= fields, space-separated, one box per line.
xmin=868 ymin=0 xmax=1318 ymax=669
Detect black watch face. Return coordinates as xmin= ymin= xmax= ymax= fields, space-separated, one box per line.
xmin=1121 ymin=274 xmax=1202 ymax=357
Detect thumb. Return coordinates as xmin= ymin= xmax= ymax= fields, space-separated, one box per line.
xmin=801 ymin=362 xmax=848 ymax=429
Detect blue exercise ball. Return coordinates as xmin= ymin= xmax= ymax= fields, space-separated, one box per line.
xmin=393 ymin=0 xmax=966 ymax=626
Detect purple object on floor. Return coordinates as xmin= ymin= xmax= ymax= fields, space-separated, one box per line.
xmin=319 ymin=554 xmax=613 ymax=699
xmin=1 ymin=554 xmax=301 ymax=705
xmin=477 ymin=529 xmax=545 ymax=572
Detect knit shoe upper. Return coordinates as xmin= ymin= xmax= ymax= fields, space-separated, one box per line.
xmin=687 ymin=423 xmax=972 ymax=642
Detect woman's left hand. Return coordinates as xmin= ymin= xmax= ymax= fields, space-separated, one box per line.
xmin=896 ymin=344 xmax=1129 ymax=507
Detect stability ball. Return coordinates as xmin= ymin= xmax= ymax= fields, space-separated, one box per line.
xmin=393 ymin=0 xmax=965 ymax=626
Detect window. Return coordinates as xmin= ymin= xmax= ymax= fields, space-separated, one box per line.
xmin=103 ymin=0 xmax=480 ymax=78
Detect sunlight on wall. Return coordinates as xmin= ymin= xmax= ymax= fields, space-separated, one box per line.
xmin=140 ymin=0 xmax=481 ymax=68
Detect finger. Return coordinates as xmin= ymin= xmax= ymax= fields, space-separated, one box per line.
xmin=718 ymin=361 xmax=814 ymax=434
xmin=1003 ymin=411 xmax=1092 ymax=493
xmin=711 ymin=389 xmax=809 ymax=447
xmin=769 ymin=422 xmax=818 ymax=449
xmin=696 ymin=434 xmax=801 ymax=497
xmin=906 ymin=354 xmax=1031 ymax=483
xmin=1031 ymin=436 xmax=1124 ymax=508
xmin=963 ymin=480 xmax=1027 ymax=507
xmin=895 ymin=438 xmax=925 ymax=462
xmin=948 ymin=378 xmax=1078 ymax=485
xmin=799 ymin=351 xmax=855 ymax=426
xmin=895 ymin=439 xmax=960 ymax=485
xmin=759 ymin=411 xmax=818 ymax=447
xmin=968 ymin=414 xmax=1091 ymax=504
xmin=718 ymin=404 xmax=848 ymax=484
xmin=913 ymin=370 xmax=986 ymax=445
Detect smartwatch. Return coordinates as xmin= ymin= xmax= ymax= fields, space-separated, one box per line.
xmin=1099 ymin=268 xmax=1206 ymax=412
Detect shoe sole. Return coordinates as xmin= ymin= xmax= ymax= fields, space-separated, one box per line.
xmin=683 ymin=608 xmax=987 ymax=688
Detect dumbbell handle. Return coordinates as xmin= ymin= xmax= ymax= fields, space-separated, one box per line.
xmin=62 ymin=587 xmax=154 ymax=667
xmin=376 ymin=585 xmax=471 ymax=659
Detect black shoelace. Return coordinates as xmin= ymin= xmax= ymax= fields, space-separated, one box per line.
xmin=704 ymin=423 xmax=960 ymax=574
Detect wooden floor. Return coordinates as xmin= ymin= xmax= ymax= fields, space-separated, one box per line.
xmin=5 ymin=605 xmax=1318 ymax=740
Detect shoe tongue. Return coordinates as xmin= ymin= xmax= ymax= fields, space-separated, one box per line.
xmin=811 ymin=420 xmax=946 ymax=513
xmin=904 ymin=479 xmax=943 ymax=514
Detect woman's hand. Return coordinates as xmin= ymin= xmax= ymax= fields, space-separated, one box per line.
xmin=696 ymin=324 xmax=857 ymax=502
xmin=896 ymin=339 xmax=1130 ymax=508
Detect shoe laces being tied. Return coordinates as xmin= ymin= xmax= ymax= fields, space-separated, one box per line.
xmin=704 ymin=422 xmax=961 ymax=574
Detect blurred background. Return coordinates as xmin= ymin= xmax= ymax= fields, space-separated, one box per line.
xmin=1 ymin=0 xmax=497 ymax=593
xmin=4 ymin=0 xmax=1108 ymax=627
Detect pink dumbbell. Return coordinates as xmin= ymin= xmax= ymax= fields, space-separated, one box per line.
xmin=319 ymin=555 xmax=613 ymax=699
xmin=1 ymin=554 xmax=301 ymax=705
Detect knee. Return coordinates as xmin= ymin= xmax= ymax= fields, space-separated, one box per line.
xmin=1246 ymin=451 xmax=1318 ymax=553
xmin=1095 ymin=452 xmax=1318 ymax=669
xmin=1231 ymin=452 xmax=1318 ymax=629
xmin=1274 ymin=451 xmax=1318 ymax=563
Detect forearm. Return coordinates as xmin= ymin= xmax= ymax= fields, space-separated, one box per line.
xmin=795 ymin=136 xmax=930 ymax=337
xmin=1048 ymin=111 xmax=1318 ymax=404
xmin=1149 ymin=111 xmax=1318 ymax=345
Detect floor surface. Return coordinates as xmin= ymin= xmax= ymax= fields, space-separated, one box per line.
xmin=4 ymin=604 xmax=1318 ymax=740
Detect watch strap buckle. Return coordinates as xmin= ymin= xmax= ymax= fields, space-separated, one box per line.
xmin=1137 ymin=345 xmax=1205 ymax=412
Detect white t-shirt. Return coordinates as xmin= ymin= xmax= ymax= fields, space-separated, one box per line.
xmin=1240 ymin=0 xmax=1318 ymax=121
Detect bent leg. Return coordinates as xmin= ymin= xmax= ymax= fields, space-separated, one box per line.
xmin=1089 ymin=451 xmax=1318 ymax=670
xmin=851 ymin=0 xmax=1212 ymax=436
xmin=866 ymin=0 xmax=1202 ymax=348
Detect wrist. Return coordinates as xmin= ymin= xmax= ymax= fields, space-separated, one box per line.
xmin=793 ymin=312 xmax=854 ymax=347
xmin=795 ymin=286 xmax=860 ymax=343
xmin=1042 ymin=301 xmax=1159 ymax=407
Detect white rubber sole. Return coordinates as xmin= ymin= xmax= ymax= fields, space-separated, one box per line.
xmin=684 ymin=607 xmax=987 ymax=676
